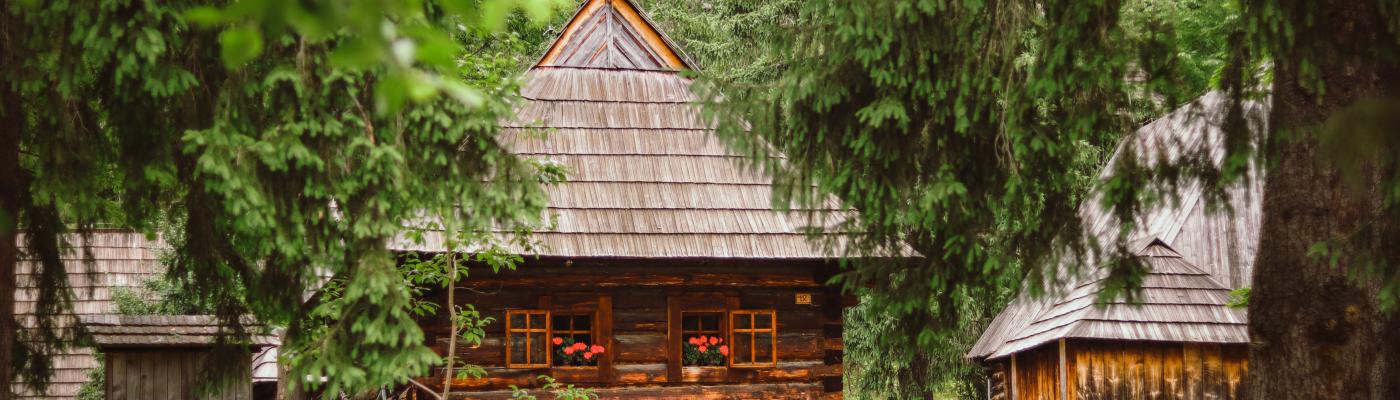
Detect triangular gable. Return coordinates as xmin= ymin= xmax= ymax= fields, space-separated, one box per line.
xmin=538 ymin=0 xmax=692 ymax=70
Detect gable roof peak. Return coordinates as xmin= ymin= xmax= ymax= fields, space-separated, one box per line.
xmin=536 ymin=0 xmax=695 ymax=71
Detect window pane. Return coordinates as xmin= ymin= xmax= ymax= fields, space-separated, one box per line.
xmin=733 ymin=313 xmax=751 ymax=329
xmin=552 ymin=315 xmax=571 ymax=331
xmin=573 ymin=315 xmax=591 ymax=331
xmin=700 ymin=315 xmax=720 ymax=331
xmin=755 ymin=312 xmax=772 ymax=329
xmin=529 ymin=313 xmax=547 ymax=330
xmin=755 ymin=332 xmax=774 ymax=363
xmin=509 ymin=333 xmax=529 ymax=365
xmin=682 ymin=315 xmax=700 ymax=331
xmin=529 ymin=332 xmax=548 ymax=365
xmin=509 ymin=312 xmax=526 ymax=328
xmin=732 ymin=332 xmax=753 ymax=364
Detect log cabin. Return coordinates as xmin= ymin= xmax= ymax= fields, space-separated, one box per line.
xmin=395 ymin=0 xmax=854 ymax=398
xmin=967 ymin=93 xmax=1267 ymax=400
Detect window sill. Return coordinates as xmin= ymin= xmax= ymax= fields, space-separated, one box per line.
xmin=550 ymin=366 xmax=604 ymax=383
xmin=680 ymin=366 xmax=727 ymax=383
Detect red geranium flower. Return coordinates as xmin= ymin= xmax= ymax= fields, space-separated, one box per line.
xmin=574 ymin=342 xmax=588 ymax=350
xmin=698 ymin=345 xmax=708 ymax=353
xmin=708 ymin=336 xmax=720 ymax=345
xmin=583 ymin=352 xmax=594 ymax=360
xmin=552 ymin=337 xmax=563 ymax=346
xmin=590 ymin=345 xmax=605 ymax=354
xmin=564 ymin=347 xmax=576 ymax=355
xmin=688 ymin=337 xmax=699 ymax=346
xmin=719 ymin=345 xmax=729 ymax=356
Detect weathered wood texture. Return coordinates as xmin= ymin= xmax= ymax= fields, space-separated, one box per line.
xmin=971 ymin=92 xmax=1266 ymax=361
xmin=445 ymin=382 xmax=826 ymax=400
xmin=996 ymin=340 xmax=1247 ymax=400
xmin=10 ymin=231 xmax=165 ymax=399
xmin=415 ymin=263 xmax=843 ymax=398
xmin=388 ymin=0 xmax=860 ymax=261
xmin=105 ymin=350 xmax=252 ymax=400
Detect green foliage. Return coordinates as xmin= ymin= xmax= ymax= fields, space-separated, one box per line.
xmin=111 ymin=275 xmax=219 ymax=316
xmin=509 ymin=375 xmax=598 ymax=400
xmin=639 ymin=0 xmax=800 ymax=86
xmin=678 ymin=0 xmax=1239 ymax=398
xmin=1 ymin=0 xmax=570 ymax=395
xmin=1227 ymin=287 xmax=1251 ymax=309
xmin=186 ymin=0 xmax=571 ymax=113
xmin=73 ymin=354 xmax=104 ymax=400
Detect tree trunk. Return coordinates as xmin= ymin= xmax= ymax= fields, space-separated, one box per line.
xmin=441 ymin=250 xmax=458 ymax=400
xmin=1248 ymin=1 xmax=1400 ymax=398
xmin=0 ymin=36 xmax=24 ymax=400
xmin=276 ymin=329 xmax=310 ymax=400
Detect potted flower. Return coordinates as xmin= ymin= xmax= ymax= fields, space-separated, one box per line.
xmin=552 ymin=336 xmax=605 ymax=367
xmin=682 ymin=335 xmax=728 ymax=366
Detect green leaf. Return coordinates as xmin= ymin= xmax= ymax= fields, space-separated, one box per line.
xmin=330 ymin=38 xmax=382 ymax=69
xmin=184 ymin=6 xmax=226 ymax=26
xmin=219 ymin=25 xmax=264 ymax=68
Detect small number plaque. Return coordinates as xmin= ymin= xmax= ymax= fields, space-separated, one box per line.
xmin=795 ymin=293 xmax=812 ymax=305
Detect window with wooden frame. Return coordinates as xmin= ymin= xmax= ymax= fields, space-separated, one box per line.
xmin=504 ymin=294 xmax=613 ymax=383
xmin=680 ymin=312 xmax=726 ymax=366
xmin=729 ymin=310 xmax=777 ymax=367
xmin=505 ymin=310 xmax=550 ymax=368
xmin=550 ymin=312 xmax=599 ymax=367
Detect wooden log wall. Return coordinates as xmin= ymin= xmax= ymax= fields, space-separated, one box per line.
xmin=416 ymin=259 xmax=847 ymax=399
xmin=1001 ymin=340 xmax=1248 ymax=400
xmin=104 ymin=350 xmax=252 ymax=400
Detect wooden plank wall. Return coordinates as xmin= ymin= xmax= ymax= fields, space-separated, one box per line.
xmin=419 ymin=262 xmax=845 ymax=399
xmin=1008 ymin=340 xmax=1248 ymax=400
xmin=105 ymin=350 xmax=252 ymax=400
xmin=1013 ymin=344 xmax=1062 ymax=400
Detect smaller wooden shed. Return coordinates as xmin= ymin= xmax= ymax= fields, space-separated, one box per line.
xmin=968 ymin=93 xmax=1267 ymax=400
xmin=81 ymin=315 xmax=277 ymax=400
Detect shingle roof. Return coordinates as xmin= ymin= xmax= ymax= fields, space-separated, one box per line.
xmin=12 ymin=231 xmax=164 ymax=399
xmin=968 ymin=92 xmax=1267 ymax=360
xmin=80 ymin=315 xmax=277 ymax=349
xmin=981 ymin=239 xmax=1247 ymax=359
xmin=390 ymin=0 xmax=850 ymax=259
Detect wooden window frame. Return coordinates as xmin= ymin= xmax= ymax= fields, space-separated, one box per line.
xmin=504 ymin=309 xmax=551 ymax=368
xmin=549 ymin=311 xmax=599 ymax=368
xmin=728 ymin=309 xmax=778 ymax=368
xmin=537 ymin=293 xmax=614 ymax=384
xmin=679 ymin=311 xmax=729 ymax=367
xmin=667 ymin=293 xmax=740 ymax=382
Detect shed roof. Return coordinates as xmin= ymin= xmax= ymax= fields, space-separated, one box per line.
xmin=80 ymin=315 xmax=277 ymax=349
xmin=968 ymin=92 xmax=1267 ymax=361
xmin=980 ymin=239 xmax=1246 ymax=359
xmin=391 ymin=0 xmax=849 ymax=259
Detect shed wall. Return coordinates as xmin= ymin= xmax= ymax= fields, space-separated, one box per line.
xmin=998 ymin=340 xmax=1248 ymax=400
xmin=105 ymin=350 xmax=252 ymax=400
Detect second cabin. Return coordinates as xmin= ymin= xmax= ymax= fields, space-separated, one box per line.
xmin=397 ymin=0 xmax=859 ymax=398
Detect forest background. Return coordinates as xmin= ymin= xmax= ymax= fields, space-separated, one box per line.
xmin=8 ymin=0 xmax=1395 ymax=399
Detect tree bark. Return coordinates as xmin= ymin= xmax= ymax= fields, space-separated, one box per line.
xmin=441 ymin=250 xmax=458 ymax=400
xmin=0 ymin=27 xmax=24 ymax=399
xmin=1248 ymin=1 xmax=1400 ymax=398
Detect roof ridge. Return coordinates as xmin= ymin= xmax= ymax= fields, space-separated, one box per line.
xmin=532 ymin=0 xmax=696 ymax=70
